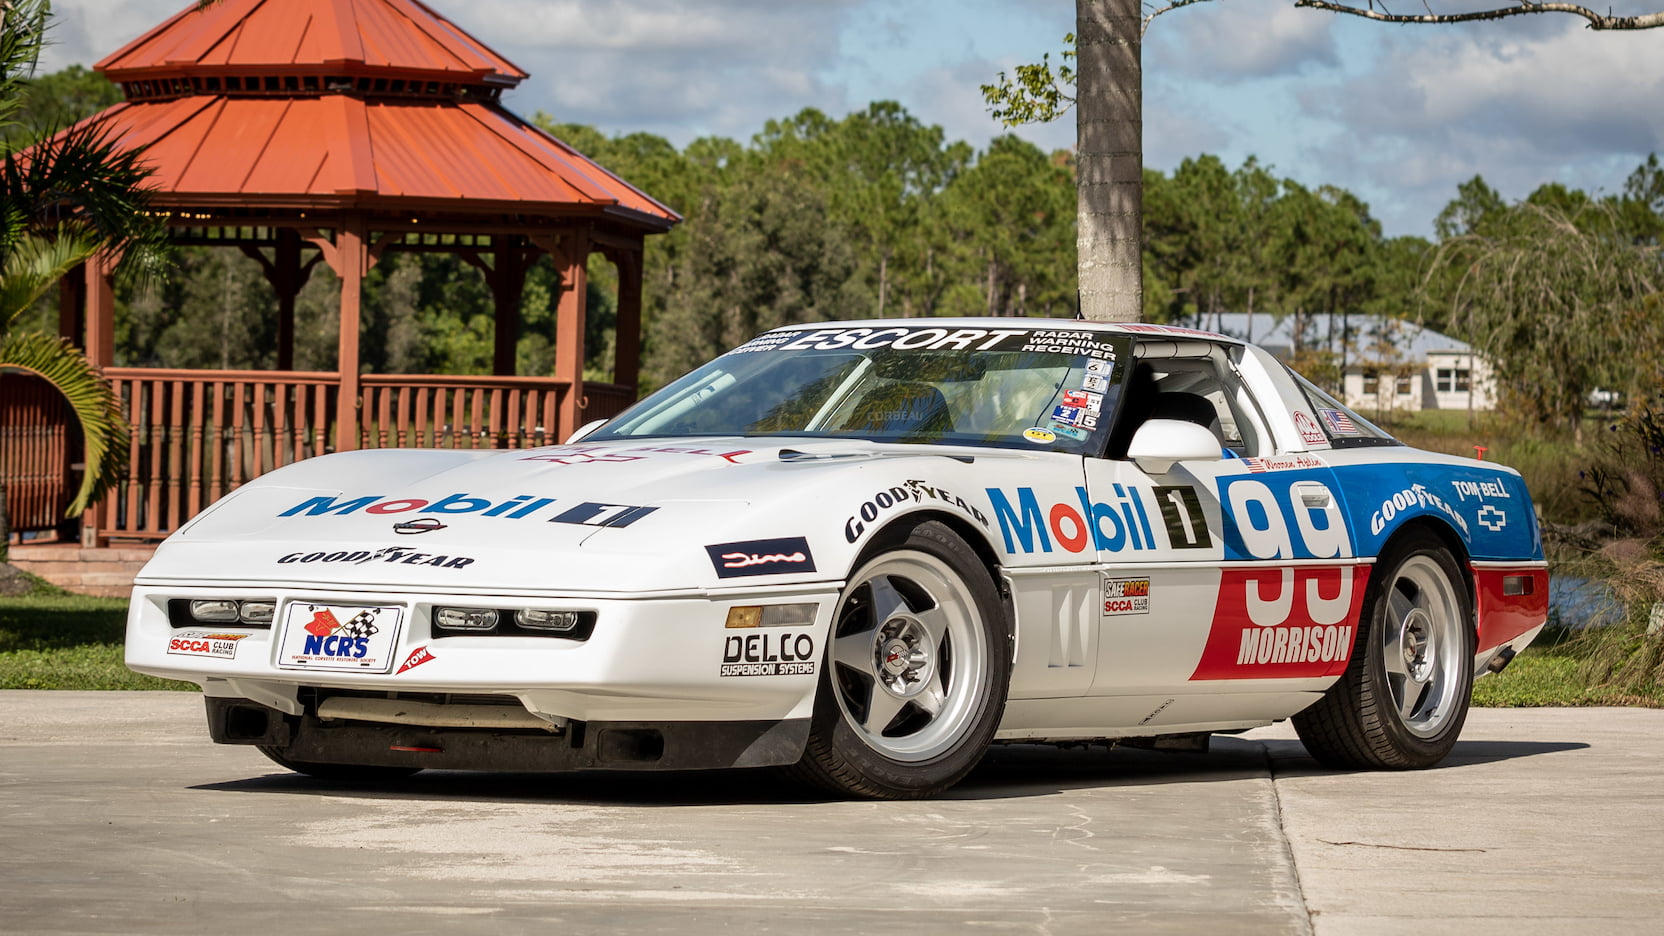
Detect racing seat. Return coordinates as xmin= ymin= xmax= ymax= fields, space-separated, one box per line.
xmin=1149 ymin=391 xmax=1226 ymax=448
xmin=842 ymin=382 xmax=954 ymax=436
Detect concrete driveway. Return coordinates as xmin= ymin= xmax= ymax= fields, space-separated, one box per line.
xmin=1 ymin=692 xmax=1658 ymax=935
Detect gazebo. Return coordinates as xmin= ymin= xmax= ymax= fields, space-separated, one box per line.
xmin=24 ymin=0 xmax=679 ymax=547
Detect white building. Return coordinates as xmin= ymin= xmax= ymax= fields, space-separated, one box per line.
xmin=1182 ymin=313 xmax=1495 ymax=414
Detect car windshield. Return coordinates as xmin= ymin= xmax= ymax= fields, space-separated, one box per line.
xmin=589 ymin=324 xmax=1132 ymax=454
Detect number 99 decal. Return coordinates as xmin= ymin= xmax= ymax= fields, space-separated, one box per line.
xmin=1221 ymin=478 xmax=1352 ymax=561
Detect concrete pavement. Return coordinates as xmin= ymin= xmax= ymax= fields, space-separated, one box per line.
xmin=0 ymin=692 xmax=1658 ymax=935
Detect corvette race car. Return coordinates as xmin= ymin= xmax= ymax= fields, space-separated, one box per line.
xmin=126 ymin=318 xmax=1548 ymax=798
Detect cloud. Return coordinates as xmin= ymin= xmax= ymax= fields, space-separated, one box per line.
xmin=1296 ymin=19 xmax=1664 ymax=233
xmin=1149 ymin=0 xmax=1338 ymax=80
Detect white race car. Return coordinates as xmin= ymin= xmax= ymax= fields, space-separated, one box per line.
xmin=126 ymin=319 xmax=1548 ymax=798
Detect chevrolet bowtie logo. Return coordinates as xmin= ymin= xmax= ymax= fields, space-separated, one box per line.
xmin=393 ymin=517 xmax=447 ymax=534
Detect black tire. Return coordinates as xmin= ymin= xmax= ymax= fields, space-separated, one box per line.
xmin=1293 ymin=530 xmax=1475 ymax=769
xmin=256 ymin=745 xmax=423 ymax=782
xmin=792 ymin=521 xmax=1009 ymax=799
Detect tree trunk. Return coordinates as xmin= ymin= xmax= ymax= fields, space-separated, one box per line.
xmin=1076 ymin=0 xmax=1142 ymax=322
xmin=1245 ymin=286 xmax=1255 ymax=341
xmin=877 ymin=252 xmax=889 ymax=318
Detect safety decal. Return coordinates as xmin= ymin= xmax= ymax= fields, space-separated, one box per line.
xmin=396 ymin=646 xmax=436 ymax=674
xmin=1102 ymin=576 xmax=1150 ymax=616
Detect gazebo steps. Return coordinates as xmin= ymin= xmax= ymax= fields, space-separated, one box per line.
xmin=8 ymin=543 xmax=156 ymax=599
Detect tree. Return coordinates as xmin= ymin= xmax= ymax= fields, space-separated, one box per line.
xmin=985 ymin=1 xmax=1664 ymax=322
xmin=1 ymin=0 xmax=165 ymax=559
xmin=1423 ymin=191 xmax=1663 ymax=438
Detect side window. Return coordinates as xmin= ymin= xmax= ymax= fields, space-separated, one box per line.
xmin=1105 ymin=343 xmax=1268 ymax=459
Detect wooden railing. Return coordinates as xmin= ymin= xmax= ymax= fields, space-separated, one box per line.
xmin=0 ymin=372 xmax=74 ymax=536
xmin=61 ymin=369 xmax=635 ymax=542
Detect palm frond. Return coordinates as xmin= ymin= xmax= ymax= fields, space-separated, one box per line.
xmin=1 ymin=228 xmax=99 ymax=328
xmin=0 ymin=330 xmax=130 ymax=515
xmin=0 ymin=1 xmax=52 ymax=135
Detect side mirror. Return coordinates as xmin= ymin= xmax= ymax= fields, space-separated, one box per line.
xmin=1128 ymin=419 xmax=1223 ymax=474
xmin=564 ymin=418 xmax=607 ymax=444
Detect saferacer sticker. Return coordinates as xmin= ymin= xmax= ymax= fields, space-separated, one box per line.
xmin=706 ymin=537 xmax=816 ymax=578
xmin=1102 ymin=577 xmax=1150 ymax=616
xmin=1190 ymin=565 xmax=1366 ymax=680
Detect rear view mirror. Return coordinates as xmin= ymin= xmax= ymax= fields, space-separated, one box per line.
xmin=1128 ymin=419 xmax=1223 ymax=474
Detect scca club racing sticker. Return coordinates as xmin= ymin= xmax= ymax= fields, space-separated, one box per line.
xmin=720 ymin=632 xmax=817 ymax=677
xmin=1102 ymin=576 xmax=1150 ymax=616
xmin=706 ymin=537 xmax=816 ymax=578
xmin=166 ymin=631 xmax=248 ymax=660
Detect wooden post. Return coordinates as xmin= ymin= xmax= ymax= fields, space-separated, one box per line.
xmin=547 ymin=227 xmax=591 ymax=440
xmin=58 ymin=261 xmax=86 ymax=345
xmin=491 ymin=236 xmax=529 ymax=377
xmin=274 ymin=229 xmax=302 ymax=371
xmin=83 ymin=251 xmax=117 ymax=368
xmin=334 ymin=218 xmax=366 ymax=452
xmin=611 ymin=246 xmax=643 ymax=393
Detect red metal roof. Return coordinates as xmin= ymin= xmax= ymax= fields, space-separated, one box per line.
xmin=99 ymin=0 xmax=527 ymax=86
xmin=85 ymin=95 xmax=677 ymax=225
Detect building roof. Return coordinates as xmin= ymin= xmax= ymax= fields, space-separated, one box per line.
xmin=98 ymin=0 xmax=526 ymax=86
xmin=69 ymin=0 xmax=678 ymax=228
xmin=1179 ymin=313 xmax=1477 ymax=364
xmin=84 ymin=95 xmax=676 ymax=223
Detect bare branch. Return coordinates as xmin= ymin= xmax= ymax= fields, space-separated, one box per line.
xmin=1141 ymin=0 xmax=1220 ymax=36
xmin=1292 ymin=0 xmax=1664 ymax=30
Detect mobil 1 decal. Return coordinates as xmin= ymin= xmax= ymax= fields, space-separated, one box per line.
xmin=1152 ymin=485 xmax=1211 ymax=550
xmin=1190 ymin=472 xmax=1365 ymax=680
xmin=986 ymin=483 xmax=1213 ymax=555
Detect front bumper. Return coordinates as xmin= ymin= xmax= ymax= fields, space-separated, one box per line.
xmin=205 ymin=696 xmax=811 ymax=771
xmin=127 ymin=582 xmax=840 ymax=726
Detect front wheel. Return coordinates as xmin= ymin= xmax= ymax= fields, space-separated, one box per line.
xmin=1293 ymin=531 xmax=1475 ymax=769
xmin=792 ymin=521 xmax=1009 ymax=799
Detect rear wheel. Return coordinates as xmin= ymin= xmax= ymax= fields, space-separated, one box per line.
xmin=1294 ymin=531 xmax=1474 ymax=769
xmin=257 ymin=745 xmax=422 ymax=782
xmin=793 ymin=521 xmax=1009 ymax=799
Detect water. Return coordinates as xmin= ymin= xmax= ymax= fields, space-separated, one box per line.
xmin=1548 ymin=575 xmax=1625 ymax=629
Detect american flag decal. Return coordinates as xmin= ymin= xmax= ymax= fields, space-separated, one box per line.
xmin=1322 ymin=409 xmax=1357 ymax=434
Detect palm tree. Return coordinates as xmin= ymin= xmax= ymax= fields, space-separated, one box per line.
xmin=1 ymin=0 xmax=166 ymax=560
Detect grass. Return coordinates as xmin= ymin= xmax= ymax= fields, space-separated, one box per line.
xmin=0 ymin=575 xmax=195 ymax=691
xmin=1474 ymin=644 xmax=1664 ymax=707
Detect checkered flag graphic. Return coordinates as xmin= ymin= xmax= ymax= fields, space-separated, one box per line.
xmin=339 ymin=610 xmax=380 ymax=639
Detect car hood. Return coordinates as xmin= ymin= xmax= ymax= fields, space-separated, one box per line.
xmin=136 ymin=436 xmax=1016 ymax=594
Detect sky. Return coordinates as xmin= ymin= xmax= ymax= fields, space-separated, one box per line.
xmin=34 ymin=0 xmax=1664 ymax=239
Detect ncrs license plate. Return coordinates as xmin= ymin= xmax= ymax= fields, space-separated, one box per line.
xmin=276 ymin=602 xmax=403 ymax=673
